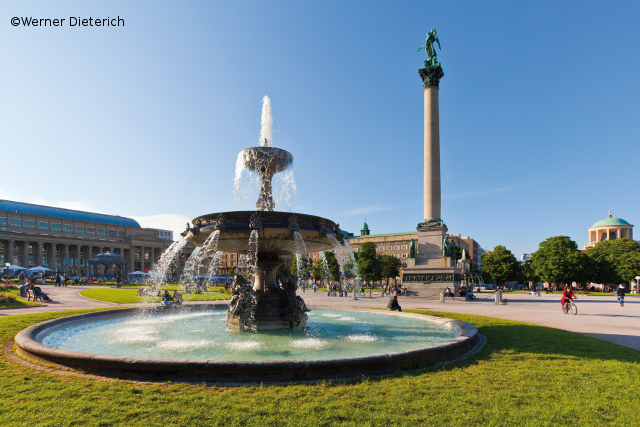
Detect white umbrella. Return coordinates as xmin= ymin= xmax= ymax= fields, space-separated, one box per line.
xmin=128 ymin=271 xmax=148 ymax=275
xmin=27 ymin=266 xmax=53 ymax=272
xmin=3 ymin=265 xmax=27 ymax=270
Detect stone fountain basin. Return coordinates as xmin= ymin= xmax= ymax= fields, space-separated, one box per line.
xmin=14 ymin=306 xmax=479 ymax=383
xmin=186 ymin=211 xmax=340 ymax=254
xmin=239 ymin=147 xmax=292 ymax=175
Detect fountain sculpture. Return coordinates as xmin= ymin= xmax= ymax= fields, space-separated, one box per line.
xmin=182 ymin=96 xmax=344 ymax=330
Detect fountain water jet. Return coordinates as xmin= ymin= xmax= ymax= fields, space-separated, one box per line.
xmin=185 ymin=97 xmax=344 ymax=329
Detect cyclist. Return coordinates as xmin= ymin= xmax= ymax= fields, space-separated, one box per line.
xmin=560 ymin=285 xmax=577 ymax=311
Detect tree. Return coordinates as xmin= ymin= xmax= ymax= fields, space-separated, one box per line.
xmin=290 ymin=255 xmax=311 ymax=281
xmin=531 ymin=236 xmax=583 ymax=289
xmin=357 ymin=242 xmax=381 ymax=284
xmin=379 ymin=254 xmax=402 ymax=287
xmin=586 ymin=238 xmax=640 ymax=285
xmin=521 ymin=259 xmax=540 ymax=285
xmin=322 ymin=251 xmax=341 ymax=282
xmin=310 ymin=259 xmax=325 ymax=282
xmin=480 ymin=245 xmax=520 ymax=287
xmin=227 ymin=268 xmax=235 ymax=276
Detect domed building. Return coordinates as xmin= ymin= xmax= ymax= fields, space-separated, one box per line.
xmin=583 ymin=210 xmax=634 ymax=250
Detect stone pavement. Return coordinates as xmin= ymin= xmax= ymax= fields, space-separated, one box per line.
xmin=299 ymin=290 xmax=640 ymax=350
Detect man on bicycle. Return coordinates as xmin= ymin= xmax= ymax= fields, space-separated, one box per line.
xmin=561 ymin=285 xmax=577 ymax=310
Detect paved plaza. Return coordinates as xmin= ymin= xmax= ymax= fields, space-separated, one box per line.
xmin=2 ymin=285 xmax=639 ymax=350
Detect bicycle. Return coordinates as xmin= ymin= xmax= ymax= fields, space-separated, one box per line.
xmin=562 ymin=299 xmax=577 ymax=315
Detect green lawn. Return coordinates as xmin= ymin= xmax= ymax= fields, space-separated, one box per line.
xmin=79 ymin=288 xmax=231 ymax=304
xmin=0 ymin=309 xmax=639 ymax=426
xmin=0 ymin=287 xmax=40 ymax=308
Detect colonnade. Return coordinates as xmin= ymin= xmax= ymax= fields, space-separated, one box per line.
xmin=1 ymin=238 xmax=164 ymax=275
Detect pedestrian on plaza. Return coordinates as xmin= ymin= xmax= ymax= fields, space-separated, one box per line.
xmin=616 ymin=284 xmax=626 ymax=307
xmin=55 ymin=273 xmax=61 ymax=287
xmin=18 ymin=270 xmax=26 ymax=285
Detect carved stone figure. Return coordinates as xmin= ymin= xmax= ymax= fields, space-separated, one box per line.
xmin=409 ymin=238 xmax=416 ymax=258
xmin=213 ymin=214 xmax=227 ymax=232
xmin=249 ymin=212 xmax=263 ymax=232
xmin=288 ymin=214 xmax=300 ymax=234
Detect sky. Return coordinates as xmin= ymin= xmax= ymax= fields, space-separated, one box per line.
xmin=1 ymin=1 xmax=639 ymax=257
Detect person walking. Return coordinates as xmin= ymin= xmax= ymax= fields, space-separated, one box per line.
xmin=616 ymin=284 xmax=626 ymax=307
xmin=55 ymin=273 xmax=61 ymax=287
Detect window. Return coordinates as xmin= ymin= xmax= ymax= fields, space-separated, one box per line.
xmin=402 ymin=253 xmax=408 ymax=258
xmin=394 ymin=246 xmax=399 ymax=250
xmin=39 ymin=221 xmax=49 ymax=231
xmin=0 ymin=255 xmax=4 ymax=264
xmin=28 ymin=244 xmax=34 ymax=254
xmin=87 ymin=227 xmax=96 ymax=236
xmin=0 ymin=217 xmax=6 ymax=227
xmin=108 ymin=229 xmax=116 ymax=237
xmin=64 ymin=224 xmax=73 ymax=233
xmin=52 ymin=223 xmax=62 ymax=232
xmin=76 ymin=227 xmax=85 ymax=235
xmin=353 ymin=248 xmax=359 ymax=252
xmin=43 ymin=256 xmax=49 ymax=265
xmin=10 ymin=218 xmax=22 ymax=228
xmin=401 ymin=245 xmax=408 ymax=250
xmin=386 ymin=246 xmax=392 ymax=251
xmin=98 ymin=228 xmax=105 ymax=237
xmin=118 ymin=231 xmax=125 ymax=237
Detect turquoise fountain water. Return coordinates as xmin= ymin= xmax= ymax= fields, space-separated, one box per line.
xmin=41 ymin=310 xmax=456 ymax=362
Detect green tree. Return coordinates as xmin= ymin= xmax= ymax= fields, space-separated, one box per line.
xmin=586 ymin=238 xmax=640 ymax=285
xmin=480 ymin=245 xmax=520 ymax=287
xmin=310 ymin=259 xmax=325 ymax=282
xmin=379 ymin=254 xmax=402 ymax=287
xmin=357 ymin=242 xmax=381 ymax=284
xmin=227 ymin=268 xmax=235 ymax=276
xmin=290 ymin=255 xmax=311 ymax=281
xmin=521 ymin=259 xmax=540 ymax=285
xmin=322 ymin=251 xmax=341 ymax=282
xmin=531 ymin=236 xmax=583 ymax=289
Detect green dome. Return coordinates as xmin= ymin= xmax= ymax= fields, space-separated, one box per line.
xmin=591 ymin=216 xmax=632 ymax=228
xmin=362 ymin=222 xmax=369 ymax=230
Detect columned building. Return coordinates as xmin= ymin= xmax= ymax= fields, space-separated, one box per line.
xmin=0 ymin=200 xmax=170 ymax=275
xmin=583 ymin=211 xmax=634 ymax=250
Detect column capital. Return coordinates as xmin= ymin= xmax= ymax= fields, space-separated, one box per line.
xmin=418 ymin=64 xmax=444 ymax=88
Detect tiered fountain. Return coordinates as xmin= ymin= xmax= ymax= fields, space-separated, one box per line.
xmin=14 ymin=96 xmax=480 ymax=383
xmin=182 ymin=97 xmax=344 ymax=330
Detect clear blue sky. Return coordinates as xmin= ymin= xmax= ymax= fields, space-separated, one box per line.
xmin=2 ymin=1 xmax=639 ymax=257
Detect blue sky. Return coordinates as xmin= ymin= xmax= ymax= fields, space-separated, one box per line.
xmin=1 ymin=1 xmax=639 ymax=257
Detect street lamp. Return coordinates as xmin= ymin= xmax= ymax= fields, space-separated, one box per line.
xmin=635 ymin=276 xmax=640 ymax=297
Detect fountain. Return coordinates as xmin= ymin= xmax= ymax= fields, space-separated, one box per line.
xmin=182 ymin=96 xmax=344 ymax=330
xmin=13 ymin=96 xmax=481 ymax=383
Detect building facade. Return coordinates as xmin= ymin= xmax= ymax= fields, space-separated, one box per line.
xmin=583 ymin=211 xmax=634 ymax=250
xmin=0 ymin=200 xmax=170 ymax=275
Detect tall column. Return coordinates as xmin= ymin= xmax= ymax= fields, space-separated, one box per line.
xmin=36 ymin=242 xmax=44 ymax=266
xmin=423 ymin=86 xmax=441 ymax=221
xmin=418 ymin=40 xmax=444 ymax=222
xmin=22 ymin=241 xmax=29 ymax=267
xmin=128 ymin=247 xmax=135 ymax=274
xmin=141 ymin=245 xmax=146 ymax=271
xmin=7 ymin=239 xmax=14 ymax=265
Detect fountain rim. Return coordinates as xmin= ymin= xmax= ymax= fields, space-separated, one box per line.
xmin=14 ymin=306 xmax=478 ymax=383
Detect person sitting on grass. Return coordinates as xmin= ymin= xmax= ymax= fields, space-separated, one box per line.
xmin=161 ymin=290 xmax=174 ymax=306
xmin=387 ymin=294 xmax=402 ymax=312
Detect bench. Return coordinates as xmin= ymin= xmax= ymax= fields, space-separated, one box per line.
xmin=27 ymin=289 xmax=44 ymax=302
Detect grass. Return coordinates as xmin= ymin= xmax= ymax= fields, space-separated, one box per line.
xmin=0 ymin=286 xmax=40 ymax=308
xmin=79 ymin=288 xmax=231 ymax=304
xmin=0 ymin=309 xmax=639 ymax=426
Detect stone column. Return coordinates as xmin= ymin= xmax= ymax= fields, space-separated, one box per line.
xmin=36 ymin=242 xmax=44 ymax=266
xmin=7 ymin=239 xmax=14 ymax=265
xmin=63 ymin=244 xmax=70 ymax=274
xmin=22 ymin=241 xmax=29 ymax=267
xmin=424 ymin=86 xmax=441 ymax=221
xmin=128 ymin=247 xmax=135 ymax=274
xmin=141 ymin=245 xmax=146 ymax=271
